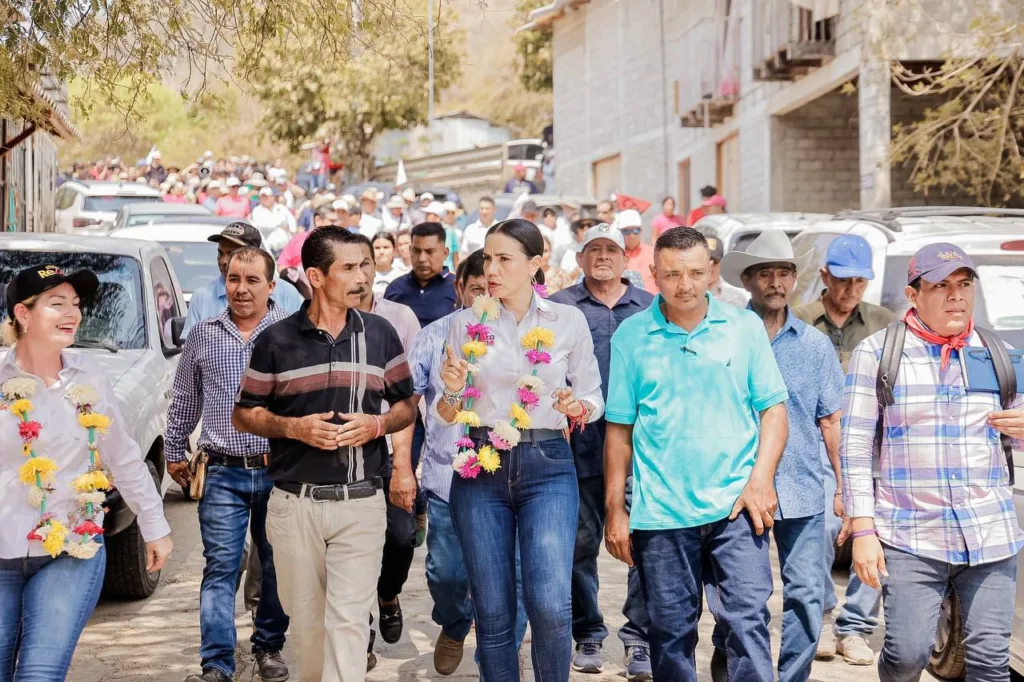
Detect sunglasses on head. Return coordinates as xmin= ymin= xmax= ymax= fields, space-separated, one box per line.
xmin=619 ymin=227 xmax=642 ymax=235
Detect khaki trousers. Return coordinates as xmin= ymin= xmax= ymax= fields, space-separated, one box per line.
xmin=266 ymin=486 xmax=386 ymax=682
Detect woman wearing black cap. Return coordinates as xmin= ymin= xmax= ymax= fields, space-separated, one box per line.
xmin=0 ymin=264 xmax=173 ymax=680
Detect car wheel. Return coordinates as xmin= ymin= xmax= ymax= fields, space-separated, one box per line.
xmin=101 ymin=460 xmax=162 ymax=600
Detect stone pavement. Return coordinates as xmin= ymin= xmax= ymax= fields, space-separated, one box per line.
xmin=69 ymin=487 xmax=939 ymax=682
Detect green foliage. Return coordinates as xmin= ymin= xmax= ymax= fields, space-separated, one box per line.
xmin=512 ymin=0 xmax=553 ymax=92
xmin=0 ymin=0 xmax=397 ymax=134
xmin=890 ymin=56 xmax=1024 ymax=207
xmin=249 ymin=0 xmax=462 ymax=179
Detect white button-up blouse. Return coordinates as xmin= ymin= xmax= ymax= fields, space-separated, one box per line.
xmin=0 ymin=349 xmax=171 ymax=559
xmin=442 ymin=294 xmax=604 ymax=429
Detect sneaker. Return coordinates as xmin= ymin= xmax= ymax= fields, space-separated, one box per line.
xmin=709 ymin=647 xmax=728 ymax=682
xmin=415 ymin=512 xmax=427 ymax=547
xmin=378 ymin=596 xmax=404 ymax=644
xmin=836 ymin=634 xmax=875 ymax=665
xmin=433 ymin=631 xmax=466 ymax=675
xmin=816 ymin=612 xmax=837 ymax=659
xmin=571 ymin=642 xmax=604 ymax=673
xmin=624 ymin=645 xmax=653 ymax=681
xmin=184 ymin=669 xmax=231 ymax=682
xmin=366 ymin=650 xmax=377 ymax=672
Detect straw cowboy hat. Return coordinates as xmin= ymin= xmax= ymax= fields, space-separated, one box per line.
xmin=720 ymin=230 xmax=814 ymax=289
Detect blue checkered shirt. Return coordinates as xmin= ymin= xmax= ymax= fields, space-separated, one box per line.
xmin=408 ymin=312 xmax=463 ymax=502
xmin=842 ymin=328 xmax=1024 ymax=565
xmin=165 ymin=302 xmax=287 ymax=463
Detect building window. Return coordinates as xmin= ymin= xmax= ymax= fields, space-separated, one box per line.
xmin=716 ymin=133 xmax=740 ymax=209
xmin=592 ymin=154 xmax=622 ymax=203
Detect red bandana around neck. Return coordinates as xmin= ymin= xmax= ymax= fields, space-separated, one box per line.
xmin=903 ymin=309 xmax=974 ymax=370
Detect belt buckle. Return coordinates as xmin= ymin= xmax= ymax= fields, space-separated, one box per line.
xmin=244 ymin=454 xmax=266 ymax=470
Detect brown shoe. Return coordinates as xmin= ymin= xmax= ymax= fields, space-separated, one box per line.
xmin=434 ymin=632 xmax=465 ymax=675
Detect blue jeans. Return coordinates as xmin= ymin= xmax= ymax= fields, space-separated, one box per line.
xmin=198 ymin=465 xmax=288 ymax=677
xmin=633 ymin=512 xmax=774 ymax=682
xmin=878 ymin=546 xmax=1016 ymax=682
xmin=572 ymin=474 xmax=650 ymax=648
xmin=822 ymin=446 xmax=880 ymax=635
xmin=424 ymin=492 xmax=527 ymax=676
xmin=450 ymin=436 xmax=579 ymax=682
xmin=711 ymin=514 xmax=825 ymax=682
xmin=0 ymin=544 xmax=106 ymax=681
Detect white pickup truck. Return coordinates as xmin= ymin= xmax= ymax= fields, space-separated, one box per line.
xmin=0 ymin=233 xmax=188 ymax=599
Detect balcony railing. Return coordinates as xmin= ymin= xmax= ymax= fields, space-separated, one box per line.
xmin=675 ymin=17 xmax=741 ymax=128
xmin=753 ymin=0 xmax=835 ymax=81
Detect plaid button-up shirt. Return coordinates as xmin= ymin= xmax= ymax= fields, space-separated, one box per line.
xmin=842 ymin=328 xmax=1024 ymax=565
xmin=165 ymin=302 xmax=286 ymax=463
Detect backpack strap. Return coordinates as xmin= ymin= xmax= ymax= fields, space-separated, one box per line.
xmin=873 ymin=321 xmax=907 ymax=471
xmin=974 ymin=326 xmax=1017 ymax=486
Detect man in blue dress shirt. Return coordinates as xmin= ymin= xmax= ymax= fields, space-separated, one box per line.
xmin=183 ymin=222 xmax=304 ymax=337
xmin=713 ymin=231 xmax=845 ymax=682
xmin=550 ymin=223 xmax=654 ymax=679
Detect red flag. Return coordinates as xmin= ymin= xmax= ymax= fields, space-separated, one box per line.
xmin=614 ymin=193 xmax=652 ymax=214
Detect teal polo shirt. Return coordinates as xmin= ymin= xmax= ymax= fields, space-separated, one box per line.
xmin=606 ymin=293 xmax=789 ymax=531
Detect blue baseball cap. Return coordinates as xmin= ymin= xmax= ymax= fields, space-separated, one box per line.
xmin=825 ymin=235 xmax=875 ymax=280
xmin=907 ymin=243 xmax=976 ymax=285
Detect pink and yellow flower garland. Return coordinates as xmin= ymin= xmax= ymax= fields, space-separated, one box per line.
xmin=451 ymin=295 xmax=554 ymax=479
xmin=1 ymin=378 xmax=113 ymax=559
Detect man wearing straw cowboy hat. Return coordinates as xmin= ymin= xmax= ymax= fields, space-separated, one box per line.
xmin=710 ymin=231 xmax=845 ymax=682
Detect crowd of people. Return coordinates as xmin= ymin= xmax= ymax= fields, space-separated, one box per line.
xmin=6 ymin=157 xmax=1023 ymax=682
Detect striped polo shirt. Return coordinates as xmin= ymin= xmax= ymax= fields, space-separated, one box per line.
xmin=237 ymin=301 xmax=414 ymax=485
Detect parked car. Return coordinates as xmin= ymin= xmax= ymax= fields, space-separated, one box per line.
xmin=0 ymin=233 xmax=186 ymax=599
xmin=104 ymin=202 xmax=212 ymax=234
xmin=54 ymin=181 xmax=163 ymax=235
xmin=109 ymin=223 xmax=227 ymax=303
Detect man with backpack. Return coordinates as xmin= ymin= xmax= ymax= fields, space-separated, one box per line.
xmin=841 ymin=243 xmax=1024 ymax=682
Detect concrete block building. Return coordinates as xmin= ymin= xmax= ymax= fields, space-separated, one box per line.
xmin=522 ymin=0 xmax=989 ymax=216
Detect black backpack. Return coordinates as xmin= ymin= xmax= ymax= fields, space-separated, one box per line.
xmin=876 ymin=320 xmax=1018 ymax=484
xmin=875 ymin=320 xmax=1018 ymax=682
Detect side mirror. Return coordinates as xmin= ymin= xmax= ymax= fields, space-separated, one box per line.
xmin=170 ymin=317 xmax=186 ymax=348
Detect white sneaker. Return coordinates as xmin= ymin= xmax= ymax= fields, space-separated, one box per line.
xmin=816 ymin=613 xmax=837 ymax=659
xmin=836 ymin=634 xmax=876 ymax=666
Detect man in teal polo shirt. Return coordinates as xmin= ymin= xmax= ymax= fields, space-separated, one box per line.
xmin=604 ymin=227 xmax=789 ymax=682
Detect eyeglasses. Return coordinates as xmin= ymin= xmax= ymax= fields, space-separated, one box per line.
xmin=619 ymin=227 xmax=642 ymax=236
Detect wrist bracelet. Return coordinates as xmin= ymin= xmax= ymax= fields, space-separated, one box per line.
xmin=851 ymin=529 xmax=878 ymax=539
xmin=834 ymin=491 xmax=843 ymax=497
xmin=373 ymin=415 xmax=384 ymax=439
xmin=442 ymin=386 xmax=464 ymax=405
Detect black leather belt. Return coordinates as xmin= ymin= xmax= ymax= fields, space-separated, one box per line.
xmin=207 ymin=451 xmax=269 ymax=470
xmin=274 ymin=477 xmax=383 ymax=501
xmin=467 ymin=426 xmax=565 ymax=444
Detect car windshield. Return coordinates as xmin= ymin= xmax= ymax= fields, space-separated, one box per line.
xmin=882 ymin=256 xmax=1024 ymax=330
xmin=0 ymin=251 xmax=147 ymax=350
xmin=160 ymin=241 xmax=220 ymax=294
xmin=84 ymin=195 xmax=161 ymax=213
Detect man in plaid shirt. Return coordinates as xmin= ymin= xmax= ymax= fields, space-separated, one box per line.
xmin=165 ymin=247 xmax=290 ymax=682
xmin=842 ymin=243 xmax=1024 ymax=682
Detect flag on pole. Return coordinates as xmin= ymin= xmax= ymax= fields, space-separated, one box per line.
xmin=396 ymin=159 xmax=408 ymax=187
xmin=613 ymin=193 xmax=651 ymax=214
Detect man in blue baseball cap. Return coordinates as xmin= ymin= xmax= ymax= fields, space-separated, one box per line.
xmin=792 ymin=234 xmax=895 ymax=667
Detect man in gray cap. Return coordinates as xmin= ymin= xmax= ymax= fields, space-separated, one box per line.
xmin=550 ymin=224 xmax=654 ymax=680
xmin=704 ymin=232 xmax=748 ymax=308
xmin=843 ymin=243 xmax=1024 ymax=682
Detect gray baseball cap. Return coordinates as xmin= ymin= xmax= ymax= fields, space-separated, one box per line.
xmin=581 ymin=222 xmax=625 ymax=251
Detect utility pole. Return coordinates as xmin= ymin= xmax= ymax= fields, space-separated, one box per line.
xmin=428 ymin=0 xmax=435 ymax=122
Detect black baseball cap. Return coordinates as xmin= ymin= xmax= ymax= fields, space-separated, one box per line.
xmin=5 ymin=264 xmax=99 ymax=319
xmin=208 ymin=221 xmax=262 ymax=248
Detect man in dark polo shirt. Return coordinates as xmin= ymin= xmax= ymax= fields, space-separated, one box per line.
xmin=383 ymin=221 xmax=457 ymax=328
xmin=233 ymin=226 xmax=417 ymax=682
xmin=791 ymin=233 xmax=892 ymax=666
xmin=550 ymin=222 xmax=655 ymax=679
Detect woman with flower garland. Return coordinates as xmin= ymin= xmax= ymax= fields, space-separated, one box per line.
xmin=436 ymin=219 xmax=604 ymax=681
xmin=0 ymin=264 xmax=172 ymax=680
